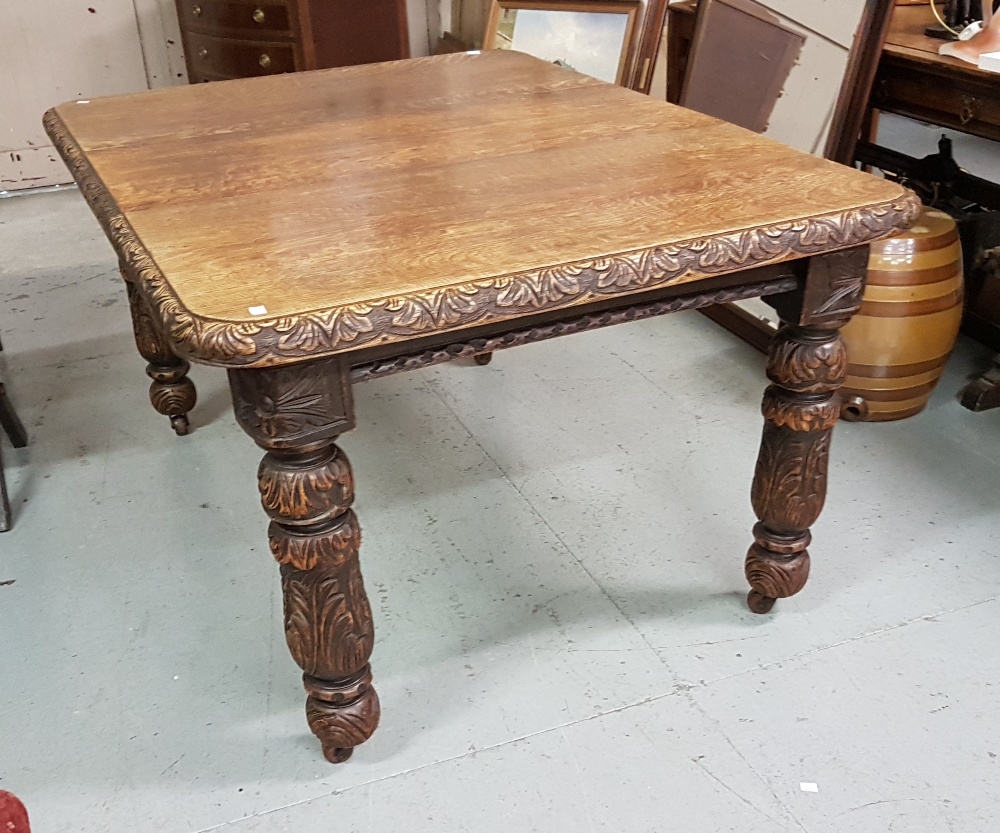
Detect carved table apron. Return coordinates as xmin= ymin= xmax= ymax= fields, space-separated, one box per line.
xmin=43 ymin=50 xmax=919 ymax=763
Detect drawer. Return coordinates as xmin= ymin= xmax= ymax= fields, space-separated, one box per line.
xmin=185 ymin=30 xmax=298 ymax=78
xmin=181 ymin=0 xmax=293 ymax=38
xmin=873 ymin=59 xmax=1000 ymax=143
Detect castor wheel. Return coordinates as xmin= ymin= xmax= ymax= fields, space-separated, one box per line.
xmin=170 ymin=414 xmax=191 ymax=436
xmin=473 ymin=352 xmax=493 ymax=366
xmin=323 ymin=745 xmax=353 ymax=764
xmin=747 ymin=589 xmax=776 ymax=614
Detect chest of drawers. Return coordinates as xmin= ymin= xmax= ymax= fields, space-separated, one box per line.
xmin=175 ymin=0 xmax=409 ymax=83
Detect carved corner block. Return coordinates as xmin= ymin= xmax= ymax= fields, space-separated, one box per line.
xmin=771 ymin=246 xmax=869 ymax=330
xmin=228 ymin=357 xmax=355 ymax=451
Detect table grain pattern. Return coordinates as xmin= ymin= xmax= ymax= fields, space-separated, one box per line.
xmin=45 ymin=50 xmax=917 ymax=367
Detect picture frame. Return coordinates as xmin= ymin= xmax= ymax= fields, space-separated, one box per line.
xmin=482 ymin=0 xmax=642 ymax=86
xmin=628 ymin=0 xmax=669 ymax=92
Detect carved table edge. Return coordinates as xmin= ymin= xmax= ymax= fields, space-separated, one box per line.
xmin=43 ymin=108 xmax=922 ymax=370
xmin=350 ymin=275 xmax=800 ymax=382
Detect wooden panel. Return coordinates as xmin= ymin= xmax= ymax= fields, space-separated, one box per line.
xmin=305 ymin=0 xmax=410 ymax=67
xmin=666 ymin=1 xmax=696 ymax=104
xmin=682 ymin=0 xmax=804 ymax=134
xmin=184 ymin=30 xmax=298 ymax=76
xmin=874 ymin=56 xmax=1000 ymax=141
xmin=181 ymin=0 xmax=294 ymax=38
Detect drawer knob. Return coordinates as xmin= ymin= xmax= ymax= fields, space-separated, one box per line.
xmin=252 ymin=8 xmax=266 ymax=23
xmin=192 ymin=4 xmax=202 ymax=15
xmin=198 ymin=48 xmax=209 ymax=59
xmin=259 ymin=53 xmax=272 ymax=68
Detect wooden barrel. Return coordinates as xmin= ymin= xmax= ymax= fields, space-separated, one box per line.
xmin=840 ymin=207 xmax=963 ymax=422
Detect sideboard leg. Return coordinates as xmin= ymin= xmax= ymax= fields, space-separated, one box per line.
xmin=746 ymin=248 xmax=865 ymax=613
xmin=229 ymin=359 xmax=378 ymax=763
xmin=473 ymin=352 xmax=493 ymax=366
xmin=960 ymin=354 xmax=1000 ymax=412
xmin=125 ymin=279 xmax=197 ymax=435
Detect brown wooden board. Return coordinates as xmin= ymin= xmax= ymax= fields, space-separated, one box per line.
xmin=680 ymin=0 xmax=804 ymax=133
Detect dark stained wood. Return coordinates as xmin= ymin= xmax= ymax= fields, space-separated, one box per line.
xmin=181 ymin=0 xmax=294 ymax=38
xmin=304 ymin=0 xmax=409 ymax=70
xmin=824 ymin=0 xmax=896 ymax=165
xmin=873 ymin=4 xmax=1000 ymax=141
xmin=0 ymin=385 xmax=27 ymax=451
xmin=629 ymin=0 xmax=669 ymax=93
xmin=228 ymin=357 xmax=379 ymax=764
xmin=746 ymin=247 xmax=868 ymax=613
xmin=961 ymin=354 xmax=1000 ymax=410
xmin=175 ymin=0 xmax=409 ymax=83
xmin=699 ymin=303 xmax=775 ymax=353
xmin=125 ymin=276 xmax=197 ymax=435
xmin=0 ymin=332 xmax=28 ymax=533
xmin=350 ymin=273 xmax=799 ymax=383
xmin=43 ymin=52 xmax=919 ymax=761
xmin=0 ymin=381 xmax=28 ymax=534
xmin=184 ymin=30 xmax=298 ymax=79
xmin=666 ymin=0 xmax=697 ymax=103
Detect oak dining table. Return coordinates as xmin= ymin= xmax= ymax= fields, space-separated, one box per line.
xmin=44 ymin=50 xmax=919 ymax=764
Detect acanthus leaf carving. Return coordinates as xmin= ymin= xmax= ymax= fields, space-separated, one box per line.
xmin=751 ymin=424 xmax=832 ymax=534
xmin=496 ymin=267 xmax=581 ymax=307
xmin=387 ymin=286 xmax=480 ymax=329
xmin=282 ymin=555 xmax=374 ymax=680
xmin=766 ymin=329 xmax=847 ymax=392
xmin=44 ymin=107 xmax=923 ymax=369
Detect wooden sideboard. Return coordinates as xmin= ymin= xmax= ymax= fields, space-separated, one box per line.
xmin=871 ymin=4 xmax=1000 ymax=142
xmin=175 ymin=0 xmax=409 ymax=83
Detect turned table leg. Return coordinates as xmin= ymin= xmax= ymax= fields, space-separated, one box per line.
xmin=745 ymin=247 xmax=867 ymax=614
xmin=125 ymin=280 xmax=196 ymax=435
xmin=229 ymin=358 xmax=379 ymax=763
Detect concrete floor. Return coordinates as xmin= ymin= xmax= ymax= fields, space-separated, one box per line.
xmin=1 ymin=186 xmax=999 ymax=833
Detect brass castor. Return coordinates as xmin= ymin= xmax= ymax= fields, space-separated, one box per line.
xmin=747 ymin=589 xmax=776 ymax=614
xmin=324 ymin=746 xmax=353 ymax=764
xmin=170 ymin=414 xmax=191 ymax=436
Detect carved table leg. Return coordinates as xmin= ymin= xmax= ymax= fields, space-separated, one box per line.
xmin=229 ymin=358 xmax=379 ymax=763
xmin=746 ymin=248 xmax=866 ymax=613
xmin=125 ymin=279 xmax=197 ymax=435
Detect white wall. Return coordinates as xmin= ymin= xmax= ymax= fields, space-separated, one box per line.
xmin=2 ymin=0 xmax=438 ymax=192
xmin=0 ymin=0 xmax=151 ymax=191
xmin=756 ymin=0 xmax=867 ymax=155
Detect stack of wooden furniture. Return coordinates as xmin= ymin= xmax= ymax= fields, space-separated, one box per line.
xmin=174 ymin=0 xmax=409 ymax=83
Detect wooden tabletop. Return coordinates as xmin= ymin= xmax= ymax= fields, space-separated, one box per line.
xmin=46 ymin=50 xmax=917 ymax=368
